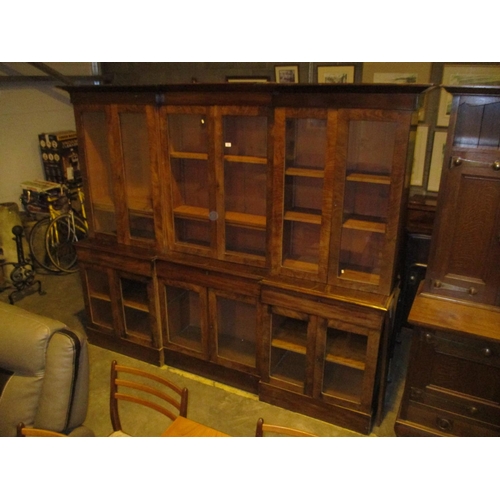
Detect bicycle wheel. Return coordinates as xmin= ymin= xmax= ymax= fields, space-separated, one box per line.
xmin=45 ymin=213 xmax=87 ymax=273
xmin=28 ymin=217 xmax=62 ymax=273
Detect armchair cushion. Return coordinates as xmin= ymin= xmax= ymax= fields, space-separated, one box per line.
xmin=0 ymin=302 xmax=93 ymax=436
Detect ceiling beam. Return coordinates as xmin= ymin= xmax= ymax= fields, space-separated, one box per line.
xmin=27 ymin=62 xmax=77 ymax=86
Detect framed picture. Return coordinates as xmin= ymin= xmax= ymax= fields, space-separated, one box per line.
xmin=317 ymin=65 xmax=355 ymax=84
xmin=437 ymin=64 xmax=500 ymax=127
xmin=410 ymin=125 xmax=429 ymax=187
xmin=362 ymin=62 xmax=431 ymax=84
xmin=427 ymin=131 xmax=448 ymax=192
xmin=275 ymin=65 xmax=299 ymax=83
xmin=226 ymin=76 xmax=269 ymax=83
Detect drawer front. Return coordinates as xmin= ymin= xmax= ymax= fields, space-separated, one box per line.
xmin=410 ymin=386 xmax=500 ymax=427
xmin=425 ymin=330 xmax=500 ymax=369
xmin=406 ymin=401 xmax=500 ymax=437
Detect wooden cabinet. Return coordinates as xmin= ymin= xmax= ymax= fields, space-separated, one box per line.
xmin=395 ymin=292 xmax=500 ymax=436
xmin=397 ymin=86 xmax=500 ymax=437
xmin=424 ymin=87 xmax=500 ymax=306
xmin=68 ymin=83 xmax=428 ymax=434
xmin=77 ymin=239 xmax=162 ymax=365
xmin=260 ymin=280 xmax=394 ymax=434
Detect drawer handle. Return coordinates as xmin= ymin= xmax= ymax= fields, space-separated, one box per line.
xmin=493 ymin=161 xmax=500 ymax=172
xmin=436 ymin=417 xmax=453 ymax=431
xmin=468 ymin=406 xmax=478 ymax=416
xmin=482 ymin=348 xmax=492 ymax=357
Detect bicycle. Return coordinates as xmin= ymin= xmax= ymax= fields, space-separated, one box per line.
xmin=23 ymin=181 xmax=88 ymax=274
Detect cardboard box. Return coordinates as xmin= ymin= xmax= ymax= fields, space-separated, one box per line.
xmin=38 ymin=131 xmax=81 ymax=184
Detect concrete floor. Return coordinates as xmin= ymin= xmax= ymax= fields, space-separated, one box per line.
xmin=0 ymin=268 xmax=412 ymax=437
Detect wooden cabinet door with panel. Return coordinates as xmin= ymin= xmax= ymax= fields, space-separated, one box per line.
xmin=74 ymin=99 xmax=161 ymax=248
xmin=425 ymin=88 xmax=500 ymax=306
xmin=162 ymin=104 xmax=271 ymax=267
xmin=272 ymin=107 xmax=336 ymax=282
xmin=329 ymin=109 xmax=414 ymax=295
xmin=76 ymin=241 xmax=162 ymax=365
xmin=157 ymin=259 xmax=263 ymax=392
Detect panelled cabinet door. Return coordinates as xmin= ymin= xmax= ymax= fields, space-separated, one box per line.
xmin=208 ymin=289 xmax=261 ymax=374
xmin=75 ymin=105 xmax=117 ymax=239
xmin=75 ymin=104 xmax=160 ymax=246
xmin=162 ymin=105 xmax=271 ymax=266
xmin=272 ymin=108 xmax=336 ymax=282
xmin=329 ymin=109 xmax=413 ymax=295
xmin=426 ymin=93 xmax=500 ymax=306
xmin=114 ymin=105 xmax=160 ymax=247
xmin=160 ymin=279 xmax=209 ymax=360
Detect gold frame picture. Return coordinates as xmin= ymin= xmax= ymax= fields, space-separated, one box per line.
xmin=275 ymin=65 xmax=299 ymax=83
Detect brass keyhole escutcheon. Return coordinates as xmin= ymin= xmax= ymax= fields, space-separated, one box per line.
xmin=493 ymin=161 xmax=500 ymax=171
xmin=453 ymin=158 xmax=462 ymax=167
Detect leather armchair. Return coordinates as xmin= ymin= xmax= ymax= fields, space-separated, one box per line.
xmin=0 ymin=302 xmax=93 ymax=436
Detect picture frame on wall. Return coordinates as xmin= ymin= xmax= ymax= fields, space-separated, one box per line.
xmin=437 ymin=64 xmax=500 ymax=127
xmin=427 ymin=131 xmax=448 ymax=192
xmin=275 ymin=65 xmax=299 ymax=83
xmin=317 ymin=65 xmax=355 ymax=83
xmin=410 ymin=125 xmax=429 ymax=187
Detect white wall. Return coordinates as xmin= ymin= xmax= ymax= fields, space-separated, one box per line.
xmin=0 ymin=63 xmax=93 ymax=207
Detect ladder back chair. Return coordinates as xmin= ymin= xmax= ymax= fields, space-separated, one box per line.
xmin=17 ymin=422 xmax=67 ymax=437
xmin=255 ymin=418 xmax=317 ymax=437
xmin=110 ymin=360 xmax=188 ymax=436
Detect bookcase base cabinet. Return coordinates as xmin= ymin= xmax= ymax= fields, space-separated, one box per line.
xmin=76 ymin=241 xmax=164 ymax=366
xmin=395 ymin=293 xmax=500 ymax=437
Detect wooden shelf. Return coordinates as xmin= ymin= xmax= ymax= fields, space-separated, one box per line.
xmin=325 ymin=332 xmax=367 ymax=370
xmin=89 ymin=292 xmax=111 ymax=302
xmin=271 ymin=324 xmax=308 ymax=355
xmin=342 ymin=217 xmax=386 ymax=233
xmin=285 ymin=167 xmax=324 ymax=178
xmin=339 ymin=268 xmax=380 ymax=286
xmin=217 ymin=335 xmax=256 ymax=367
xmin=346 ymin=172 xmax=391 ymax=184
xmin=225 ymin=211 xmax=266 ymax=229
xmin=173 ymin=205 xmax=209 ymax=220
xmin=169 ymin=151 xmax=208 ymax=161
xmin=284 ymin=210 xmax=322 ymax=225
xmin=123 ymin=299 xmax=149 ymax=312
xmin=282 ymin=259 xmax=319 ymax=274
xmin=224 ymin=154 xmax=267 ymax=164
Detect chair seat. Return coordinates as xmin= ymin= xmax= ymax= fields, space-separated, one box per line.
xmin=108 ymin=430 xmax=131 ymax=437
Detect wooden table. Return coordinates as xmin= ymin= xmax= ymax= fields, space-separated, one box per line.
xmin=161 ymin=416 xmax=229 ymax=437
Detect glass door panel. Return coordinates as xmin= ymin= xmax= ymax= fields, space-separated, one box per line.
xmin=81 ymin=111 xmax=116 ymax=235
xmin=167 ymin=112 xmax=210 ymax=248
xmin=119 ymin=112 xmax=154 ymax=240
xmin=165 ymin=284 xmax=204 ymax=354
xmin=215 ymin=296 xmax=257 ymax=368
xmin=270 ymin=310 xmax=309 ymax=392
xmin=339 ymin=120 xmax=397 ymax=285
xmin=86 ymin=267 xmax=112 ymax=329
xmin=120 ymin=276 xmax=152 ymax=343
xmin=322 ymin=327 xmax=367 ymax=403
xmin=282 ymin=115 xmax=327 ymax=273
xmin=222 ymin=113 xmax=268 ymax=261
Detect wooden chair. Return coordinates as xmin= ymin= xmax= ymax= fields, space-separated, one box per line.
xmin=17 ymin=423 xmax=67 ymax=437
xmin=255 ymin=418 xmax=317 ymax=437
xmin=110 ymin=360 xmax=188 ymax=436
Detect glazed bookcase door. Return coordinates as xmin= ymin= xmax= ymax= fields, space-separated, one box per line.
xmin=75 ymin=105 xmax=117 ymax=239
xmin=315 ymin=319 xmax=380 ymax=412
xmin=117 ymin=271 xmax=159 ymax=348
xmin=81 ymin=263 xmax=115 ymax=335
xmin=266 ymin=306 xmax=317 ymax=395
xmin=115 ymin=105 xmax=159 ymax=247
xmin=216 ymin=106 xmax=271 ymax=267
xmin=273 ymin=108 xmax=336 ymax=282
xmin=209 ymin=289 xmax=261 ymax=374
xmin=160 ymin=278 xmax=209 ymax=360
xmin=330 ymin=109 xmax=412 ymax=295
xmin=163 ymin=106 xmax=214 ymax=257
xmin=425 ymin=93 xmax=500 ymax=305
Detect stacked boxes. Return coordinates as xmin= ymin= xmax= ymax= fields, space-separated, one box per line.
xmin=38 ymin=131 xmax=81 ymax=184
